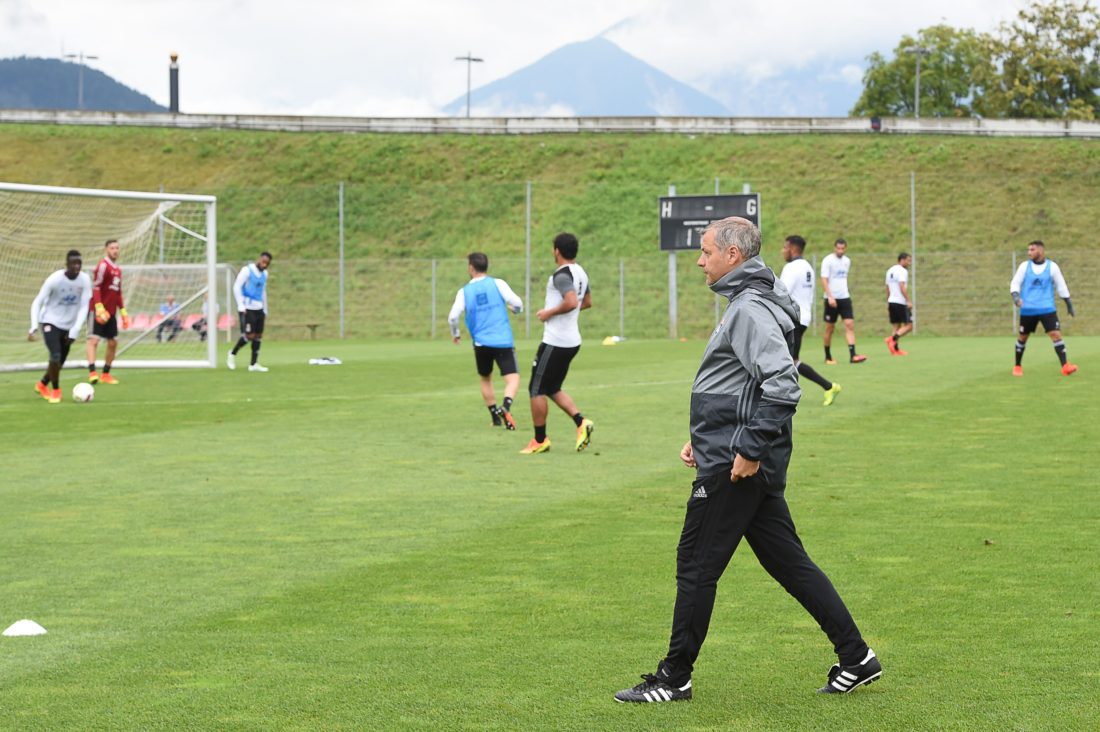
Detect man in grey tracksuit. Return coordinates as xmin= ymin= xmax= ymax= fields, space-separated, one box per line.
xmin=615 ymin=217 xmax=880 ymax=704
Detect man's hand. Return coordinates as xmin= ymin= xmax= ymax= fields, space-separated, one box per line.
xmin=1065 ymin=297 xmax=1076 ymax=317
xmin=119 ymin=307 xmax=130 ymax=330
xmin=827 ymin=296 xmax=837 ymax=308
xmin=680 ymin=441 xmax=696 ymax=468
xmin=27 ymin=330 xmax=35 ymax=342
xmin=452 ymin=336 xmax=461 ymax=345
xmin=730 ymin=454 xmax=760 ymax=483
xmin=1011 ymin=291 xmax=1022 ymax=308
xmin=94 ymin=302 xmax=109 ymax=324
xmin=906 ymin=300 xmax=913 ymax=309
xmin=537 ymin=308 xmax=552 ymax=322
xmin=64 ymin=336 xmax=74 ymax=346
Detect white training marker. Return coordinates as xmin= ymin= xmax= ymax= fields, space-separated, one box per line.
xmin=3 ymin=619 xmax=47 ymax=636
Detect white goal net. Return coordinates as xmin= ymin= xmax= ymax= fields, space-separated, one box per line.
xmin=0 ymin=182 xmax=220 ymax=372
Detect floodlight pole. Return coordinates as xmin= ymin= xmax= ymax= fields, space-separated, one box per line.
xmin=454 ymin=52 xmax=483 ymax=118
xmin=63 ymin=51 xmax=100 ymax=109
xmin=905 ymin=46 xmax=931 ymax=118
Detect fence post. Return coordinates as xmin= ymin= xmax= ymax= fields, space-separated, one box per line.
xmin=431 ymin=258 xmax=437 ymax=339
xmin=525 ymin=180 xmax=532 ymax=339
xmin=339 ymin=181 xmax=345 ymax=339
xmin=619 ymin=258 xmax=625 ymax=339
xmin=811 ymin=253 xmax=818 ymax=336
xmin=910 ymin=171 xmax=917 ymax=334
xmin=668 ymin=184 xmax=677 ymax=339
xmin=158 ymin=183 xmax=165 ymax=263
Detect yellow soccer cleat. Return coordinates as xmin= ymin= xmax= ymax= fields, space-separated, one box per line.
xmin=520 ymin=438 xmax=551 ymax=454
xmin=99 ymin=373 xmax=119 ymax=385
xmin=575 ymin=418 xmax=595 ymax=452
xmin=48 ymin=388 xmax=62 ymax=404
xmin=88 ymin=370 xmax=100 ymax=384
xmin=823 ymin=383 xmax=842 ymax=407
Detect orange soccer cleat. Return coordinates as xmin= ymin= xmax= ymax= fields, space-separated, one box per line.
xmin=894 ymin=348 xmax=909 ymax=356
xmin=519 ymin=438 xmax=551 ymax=454
xmin=48 ymin=388 xmax=62 ymax=404
xmin=850 ymin=354 xmax=867 ymax=363
xmin=884 ymin=336 xmax=899 ymax=355
xmin=1012 ymin=365 xmax=1023 ymax=377
xmin=35 ymin=381 xmax=50 ymax=399
xmin=99 ymin=373 xmax=119 ymax=385
xmin=88 ymin=371 xmax=100 ymax=384
xmin=1061 ymin=363 xmax=1078 ymax=376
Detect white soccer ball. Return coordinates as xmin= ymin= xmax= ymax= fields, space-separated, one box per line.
xmin=72 ymin=382 xmax=95 ymax=403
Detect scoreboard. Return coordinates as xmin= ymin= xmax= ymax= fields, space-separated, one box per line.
xmin=658 ymin=194 xmax=760 ymax=251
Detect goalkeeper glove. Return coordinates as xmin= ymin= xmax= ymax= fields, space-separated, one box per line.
xmin=94 ymin=302 xmax=109 ymax=324
xmin=120 ymin=307 xmax=130 ymax=329
xmin=1011 ymin=291 xmax=1022 ymax=308
xmin=1065 ymin=297 xmax=1075 ymax=317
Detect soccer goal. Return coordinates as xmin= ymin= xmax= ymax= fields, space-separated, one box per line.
xmin=1 ymin=181 xmax=222 ymax=372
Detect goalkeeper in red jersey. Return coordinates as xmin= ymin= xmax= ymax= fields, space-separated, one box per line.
xmin=85 ymin=238 xmax=130 ymax=384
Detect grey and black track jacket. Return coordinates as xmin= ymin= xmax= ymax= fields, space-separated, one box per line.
xmin=690 ymin=256 xmax=802 ymax=488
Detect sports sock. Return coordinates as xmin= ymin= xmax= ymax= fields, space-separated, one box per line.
xmin=848 ymin=344 xmax=856 ymax=359
xmin=534 ymin=424 xmax=547 ymax=443
xmin=1015 ymin=339 xmax=1026 ymax=366
xmin=40 ymin=374 xmax=49 ymax=385
xmin=232 ymin=336 xmax=247 ymax=355
xmin=88 ymin=363 xmax=96 ymax=373
xmin=892 ymin=333 xmax=900 ymax=344
xmin=797 ymin=362 xmax=832 ymax=390
xmin=1053 ymin=339 xmax=1068 ymax=366
xmin=251 ymin=339 xmax=261 ymax=365
xmin=824 ymin=346 xmax=832 ymax=361
xmin=103 ymin=364 xmax=111 ymax=374
xmin=502 ymin=396 xmax=513 ymax=412
xmin=572 ymin=412 xmax=585 ymax=427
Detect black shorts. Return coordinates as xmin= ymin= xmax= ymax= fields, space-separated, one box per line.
xmin=474 ymin=346 xmax=518 ymax=377
xmin=823 ymin=298 xmax=854 ymax=323
xmin=91 ymin=314 xmax=118 ymax=340
xmin=240 ymin=310 xmax=266 ymax=336
xmin=792 ymin=324 xmax=807 ymax=360
xmin=1019 ymin=312 xmax=1060 ymax=335
xmin=888 ymin=303 xmax=912 ymax=325
xmin=42 ymin=323 xmax=74 ymax=364
xmin=528 ymin=343 xmax=580 ymax=397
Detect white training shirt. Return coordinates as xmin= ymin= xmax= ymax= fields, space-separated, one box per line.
xmin=1009 ymin=260 xmax=1070 ymax=298
xmin=447 ymin=275 xmax=524 ymax=341
xmin=30 ymin=269 xmax=93 ymax=338
xmin=885 ymin=264 xmax=909 ymax=305
xmin=779 ymin=257 xmax=815 ymax=327
xmin=820 ymin=253 xmax=852 ymax=300
xmin=542 ymin=262 xmax=589 ymax=348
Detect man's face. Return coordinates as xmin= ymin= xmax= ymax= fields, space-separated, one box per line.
xmin=257 ymin=255 xmax=271 ymax=271
xmin=1028 ymin=244 xmax=1044 ymax=262
xmin=834 ymin=242 xmax=847 ymax=257
xmin=900 ymin=256 xmax=911 ymax=269
xmin=65 ymin=256 xmax=82 ymax=279
xmin=105 ymin=241 xmax=120 ymax=261
xmin=697 ymin=231 xmax=740 ymax=285
xmin=782 ymin=241 xmax=795 ymax=262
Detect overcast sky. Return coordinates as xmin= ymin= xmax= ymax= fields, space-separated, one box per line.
xmin=2 ymin=0 xmax=1029 ymax=116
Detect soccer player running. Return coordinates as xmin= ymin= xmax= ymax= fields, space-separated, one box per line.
xmin=1010 ymin=240 xmax=1077 ymax=376
xmin=28 ymin=250 xmax=93 ymax=404
xmin=884 ymin=253 xmax=913 ymax=355
xmin=521 ymin=232 xmax=594 ymax=454
xmin=448 ymin=252 xmax=524 ymax=429
xmin=615 ymin=217 xmax=880 ymax=704
xmin=780 ymin=235 xmax=841 ymax=406
xmin=86 ymin=238 xmax=130 ymax=384
xmin=820 ymin=238 xmax=866 ymax=364
xmin=228 ymin=252 xmax=272 ymax=372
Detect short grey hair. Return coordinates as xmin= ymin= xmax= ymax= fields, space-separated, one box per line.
xmin=705 ymin=217 xmax=761 ymax=260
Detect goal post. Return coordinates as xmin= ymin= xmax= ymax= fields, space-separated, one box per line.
xmin=0 ymin=182 xmax=220 ymax=372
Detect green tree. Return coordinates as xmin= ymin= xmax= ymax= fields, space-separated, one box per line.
xmin=851 ymin=25 xmax=987 ymax=117
xmin=975 ymin=0 xmax=1100 ymax=120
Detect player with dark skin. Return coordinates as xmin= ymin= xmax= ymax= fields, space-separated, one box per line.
xmin=27 ymin=252 xmax=83 ymax=391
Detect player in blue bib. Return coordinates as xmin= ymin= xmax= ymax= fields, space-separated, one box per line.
xmin=1009 ymin=240 xmax=1077 ymax=376
xmin=448 ymin=252 xmax=524 ymax=428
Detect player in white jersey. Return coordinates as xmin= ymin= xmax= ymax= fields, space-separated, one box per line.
xmin=820 ymin=238 xmax=866 ymax=364
xmin=521 ymin=232 xmax=594 ymax=454
xmin=884 ymin=253 xmax=913 ymax=355
xmin=1010 ymin=240 xmax=1076 ymax=376
xmin=780 ymin=236 xmax=841 ymax=406
xmin=28 ymin=250 xmax=93 ymax=404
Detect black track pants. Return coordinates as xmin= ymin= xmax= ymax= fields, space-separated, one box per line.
xmin=662 ymin=469 xmax=869 ymax=679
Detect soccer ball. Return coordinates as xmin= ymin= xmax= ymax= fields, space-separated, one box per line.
xmin=72 ymin=382 xmax=95 ymax=403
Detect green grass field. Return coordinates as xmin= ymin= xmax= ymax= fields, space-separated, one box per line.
xmin=2 ymin=336 xmax=1099 ymax=730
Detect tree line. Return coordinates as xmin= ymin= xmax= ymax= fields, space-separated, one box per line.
xmin=852 ymin=0 xmax=1100 ymax=120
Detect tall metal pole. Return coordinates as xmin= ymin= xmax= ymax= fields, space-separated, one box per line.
xmin=619 ymin=259 xmax=625 ymax=339
xmin=339 ymin=181 xmax=345 ymax=339
xmin=64 ymin=51 xmax=99 ymax=109
xmin=454 ymin=53 xmax=483 ymax=118
xmin=169 ymin=53 xmax=180 ymax=113
xmin=1011 ymin=252 xmax=1018 ymax=331
xmin=525 ymin=181 xmax=532 ymax=339
xmin=668 ymin=184 xmax=677 ymax=340
xmin=910 ymin=171 xmax=917 ymax=333
xmin=905 ymin=46 xmax=930 ymax=118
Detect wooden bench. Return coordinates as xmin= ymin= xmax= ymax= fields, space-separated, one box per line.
xmin=280 ymin=323 xmax=322 ymax=339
